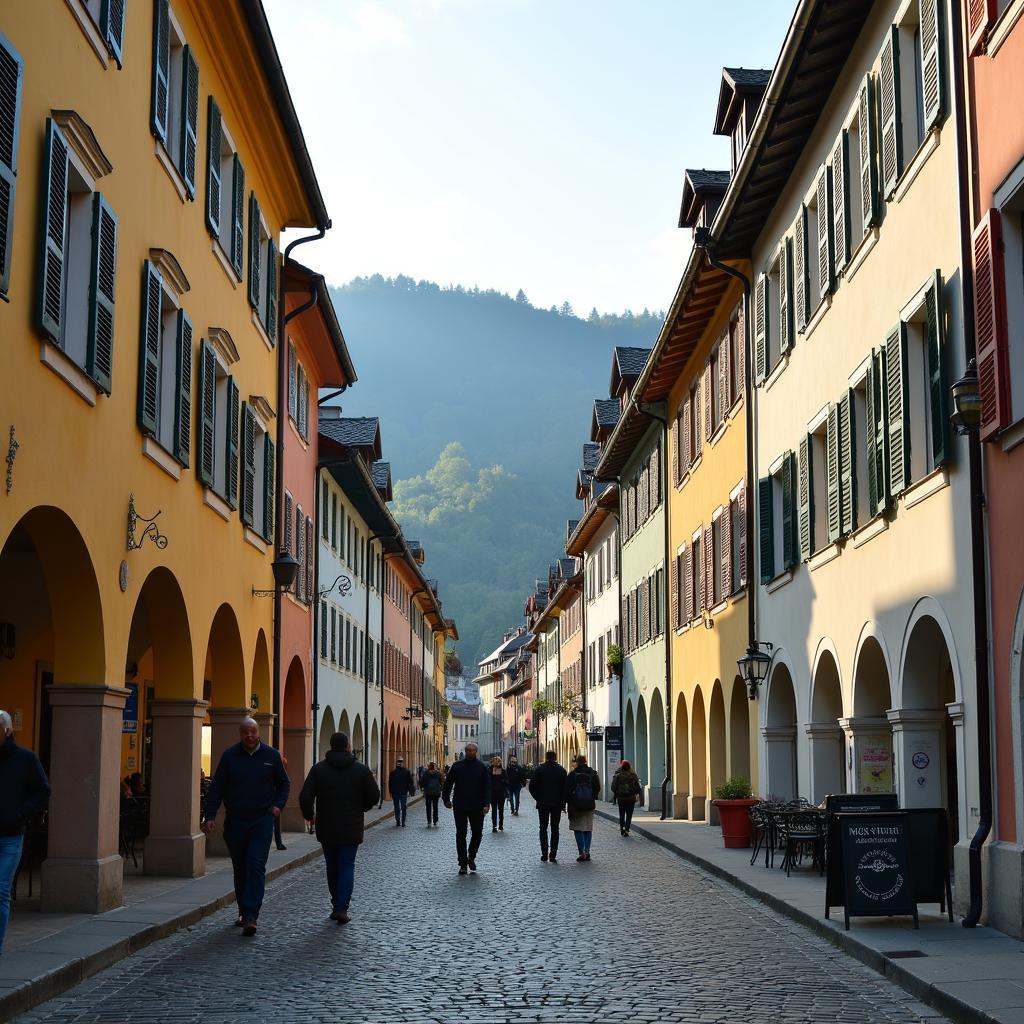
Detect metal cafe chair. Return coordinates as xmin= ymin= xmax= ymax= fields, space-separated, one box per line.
xmin=778 ymin=810 xmax=826 ymax=877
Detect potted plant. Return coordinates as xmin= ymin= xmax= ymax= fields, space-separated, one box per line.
xmin=710 ymin=776 xmax=759 ymax=848
xmin=606 ymin=643 xmax=623 ymax=675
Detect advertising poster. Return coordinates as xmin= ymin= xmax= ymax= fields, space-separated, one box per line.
xmin=858 ymin=736 xmax=892 ymax=793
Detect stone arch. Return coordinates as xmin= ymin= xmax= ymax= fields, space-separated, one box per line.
xmin=727 ymin=677 xmax=751 ymax=784
xmin=280 ymin=656 xmax=310 ymax=829
xmin=648 ymin=688 xmax=666 ymax=813
xmin=624 ymin=700 xmax=635 ymax=764
xmin=852 ymin=625 xmax=894 ymax=716
xmin=353 ymin=714 xmax=364 ymax=761
xmin=897 ymin=597 xmax=963 ymax=707
xmin=204 ymin=603 xmax=246 ymax=710
xmin=251 ymin=629 xmax=271 ymax=717
xmin=673 ymin=691 xmax=690 ymax=818
xmin=690 ymin=684 xmax=707 ymax=821
xmin=339 ymin=709 xmax=351 ymax=739
xmin=851 ymin=632 xmax=894 ymax=797
xmin=708 ymin=680 xmax=727 ymax=823
xmin=371 ymin=719 xmax=380 ymax=777
xmin=318 ymin=706 xmax=336 ymax=762
xmin=635 ymin=696 xmax=649 ymax=794
xmin=809 ymin=646 xmax=845 ymax=803
xmin=764 ymin=661 xmax=798 ymax=801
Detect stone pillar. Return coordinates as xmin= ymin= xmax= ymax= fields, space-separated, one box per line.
xmin=839 ymin=716 xmax=893 ymax=796
xmin=806 ymin=722 xmax=846 ymax=804
xmin=144 ymin=699 xmax=208 ymax=877
xmin=672 ymin=792 xmax=690 ymax=819
xmin=281 ymin=726 xmax=312 ymax=831
xmin=42 ymin=684 xmax=128 ymax=913
xmin=761 ymin=725 xmax=797 ymax=801
xmin=945 ymin=701 xmax=967 ymax=844
xmin=889 ymin=708 xmax=945 ymax=808
xmin=205 ymin=707 xmax=250 ymax=856
xmin=253 ymin=712 xmax=276 ymax=745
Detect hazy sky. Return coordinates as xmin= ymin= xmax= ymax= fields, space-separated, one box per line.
xmin=264 ymin=1 xmax=794 ymax=315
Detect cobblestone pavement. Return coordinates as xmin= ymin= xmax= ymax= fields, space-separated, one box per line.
xmin=17 ymin=798 xmax=948 ymax=1024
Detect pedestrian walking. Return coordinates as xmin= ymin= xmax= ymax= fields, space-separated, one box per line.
xmin=488 ymin=756 xmax=509 ymax=832
xmin=274 ymin=753 xmax=289 ymax=851
xmin=421 ymin=761 xmax=443 ymax=826
xmin=416 ymin=764 xmax=425 ymax=792
xmin=203 ymin=718 xmax=290 ymax=937
xmin=388 ymin=758 xmax=414 ymax=826
xmin=505 ymin=755 xmax=526 ymax=815
xmin=299 ymin=731 xmax=380 ymax=925
xmin=441 ymin=741 xmax=490 ymax=875
xmin=528 ymin=749 xmax=567 ymax=864
xmin=565 ymin=754 xmax=600 ymax=862
xmin=611 ymin=759 xmax=642 ymax=836
xmin=0 ymin=710 xmax=50 ymax=957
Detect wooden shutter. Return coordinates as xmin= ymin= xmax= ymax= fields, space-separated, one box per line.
xmin=721 ymin=503 xmax=732 ymax=597
xmin=241 ymin=403 xmax=256 ymax=527
xmin=288 ymin=342 xmax=297 ymax=419
xmin=886 ymin=323 xmax=911 ymax=497
xmin=736 ymin=300 xmax=746 ymax=398
xmin=671 ymin=552 xmax=680 ymax=628
xmin=880 ymin=27 xmax=903 ymax=198
xmin=100 ymin=0 xmax=125 ymax=66
xmin=779 ymin=240 xmax=792 ymax=354
xmin=817 ymin=167 xmax=833 ymax=298
xmin=231 ymin=155 xmax=245 ymax=279
xmin=719 ymin=331 xmax=731 ymax=412
xmin=671 ymin=410 xmax=680 ymax=485
xmin=180 ymin=46 xmax=199 ymax=199
xmin=0 ymin=37 xmax=23 ymax=296
xmin=306 ymin=516 xmax=315 ymax=604
xmin=798 ymin=434 xmax=813 ymax=561
xmin=794 ymin=206 xmax=808 ymax=334
xmin=151 ymin=0 xmax=170 ymax=143
xmin=968 ymin=0 xmax=998 ymax=54
xmin=683 ymin=544 xmax=693 ymax=621
xmin=754 ymin=272 xmax=768 ymax=385
xmin=322 ymin=602 xmax=328 ymax=659
xmin=703 ymin=526 xmax=714 ymax=610
xmin=866 ymin=349 xmax=882 ymax=515
xmin=737 ymin=486 xmax=747 ymax=588
xmin=702 ymin=362 xmax=712 ymax=441
xmin=86 ymin=193 xmax=117 ymax=394
xmin=681 ymin=397 xmax=691 ymax=474
xmin=263 ymin=433 xmax=275 ymax=541
xmin=205 ymin=96 xmax=221 ymax=236
xmin=650 ymin=440 xmax=660 ymax=507
xmin=296 ymin=505 xmax=305 ymax=596
xmin=225 ymin=376 xmax=239 ymax=508
xmin=303 ymin=377 xmax=310 ymax=439
xmin=924 ymin=271 xmax=950 ymax=465
xmin=973 ymin=210 xmax=1010 ymax=441
xmin=859 ymin=77 xmax=880 ymax=233
xmin=137 ymin=260 xmax=163 ymax=435
xmin=266 ymin=235 xmax=278 ymax=341
xmin=174 ymin=311 xmax=194 ymax=468
xmin=831 ymin=131 xmax=849 ymax=274
xmin=693 ymin=378 xmax=703 ymax=459
xmin=782 ymin=453 xmax=796 ymax=569
xmin=248 ymin=192 xmax=261 ymax=311
xmin=195 ymin=337 xmax=215 ymax=482
xmin=839 ymin=389 xmax=857 ymax=536
xmin=827 ymin=405 xmax=841 ymax=543
xmin=920 ymin=0 xmax=944 ymax=130
xmin=38 ymin=118 xmax=68 ymax=344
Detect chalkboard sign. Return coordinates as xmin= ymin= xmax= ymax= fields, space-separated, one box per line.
xmin=824 ymin=793 xmax=899 ymax=916
xmin=903 ymin=807 xmax=954 ymax=922
xmin=837 ymin=813 xmax=918 ymax=930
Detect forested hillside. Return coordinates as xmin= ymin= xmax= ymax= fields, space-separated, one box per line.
xmin=328 ymin=275 xmax=662 ymax=665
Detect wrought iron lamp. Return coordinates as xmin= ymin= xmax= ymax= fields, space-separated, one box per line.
xmin=950 ymin=358 xmax=982 ymax=435
xmin=737 ymin=641 xmax=773 ymax=701
xmin=252 ymin=552 xmax=300 ymax=597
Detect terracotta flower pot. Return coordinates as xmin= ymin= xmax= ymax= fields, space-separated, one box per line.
xmin=710 ymin=798 xmax=760 ymax=848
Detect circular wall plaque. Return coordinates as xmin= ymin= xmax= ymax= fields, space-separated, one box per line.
xmin=911 ymin=751 xmax=930 ymax=770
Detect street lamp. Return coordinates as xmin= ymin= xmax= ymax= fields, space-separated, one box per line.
xmin=252 ymin=552 xmax=300 ymax=596
xmin=737 ymin=641 xmax=773 ymax=701
xmin=950 ymin=358 xmax=982 ymax=435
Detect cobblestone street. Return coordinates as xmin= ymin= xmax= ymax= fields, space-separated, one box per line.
xmin=13 ymin=798 xmax=949 ymax=1024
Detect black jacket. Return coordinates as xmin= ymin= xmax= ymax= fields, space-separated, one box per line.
xmin=529 ymin=760 xmax=568 ymax=810
xmin=421 ymin=769 xmax=444 ymax=797
xmin=565 ymin=766 xmax=600 ymax=808
xmin=442 ymin=757 xmax=491 ymax=812
xmin=299 ymin=751 xmax=381 ymax=846
xmin=506 ymin=763 xmax=526 ymax=788
xmin=205 ymin=741 xmax=290 ymax=821
xmin=388 ymin=766 xmax=415 ymax=797
xmin=489 ymin=768 xmax=509 ymax=801
xmin=0 ymin=737 xmax=50 ymax=836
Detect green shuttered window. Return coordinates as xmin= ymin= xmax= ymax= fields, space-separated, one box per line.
xmin=0 ymin=34 xmax=23 ymax=297
xmin=86 ymin=194 xmax=118 ymax=393
xmin=225 ymin=376 xmax=240 ymax=509
xmin=196 ymin=338 xmax=215 ymax=484
xmin=100 ymin=0 xmax=126 ymax=66
xmin=173 ymin=310 xmax=192 ymax=467
xmin=205 ymin=96 xmax=221 ymax=236
xmin=879 ymin=26 xmax=903 ymax=198
xmin=38 ymin=119 xmax=69 ymax=345
xmin=758 ymin=477 xmax=774 ymax=584
xmin=137 ymin=261 xmax=163 ymax=435
xmin=798 ymin=435 xmax=813 ymax=562
xmin=179 ymin=46 xmax=199 ymax=199
xmin=263 ymin=433 xmax=275 ymax=542
xmin=151 ymin=0 xmax=170 ymax=143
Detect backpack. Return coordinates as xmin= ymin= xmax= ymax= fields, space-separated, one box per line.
xmin=569 ymin=770 xmax=596 ymax=812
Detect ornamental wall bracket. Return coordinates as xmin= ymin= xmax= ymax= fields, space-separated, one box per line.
xmin=5 ymin=426 xmax=18 ymax=496
xmin=127 ymin=493 xmax=169 ymax=552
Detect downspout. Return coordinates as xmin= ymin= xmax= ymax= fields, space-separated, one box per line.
xmin=951 ymin=0 xmax=992 ymax=928
xmin=410 ymin=588 xmax=427 ymax=764
xmin=379 ymin=558 xmax=386 ymax=808
xmin=367 ymin=534 xmax=387 ymax=766
xmin=580 ymin=580 xmax=587 ymax=764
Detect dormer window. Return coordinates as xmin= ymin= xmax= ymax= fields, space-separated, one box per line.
xmin=714 ymin=67 xmax=772 ymax=174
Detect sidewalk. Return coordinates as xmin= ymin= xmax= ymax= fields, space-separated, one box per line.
xmin=0 ymin=801 xmax=407 ymax=1022
xmin=596 ymin=805 xmax=1024 ymax=1024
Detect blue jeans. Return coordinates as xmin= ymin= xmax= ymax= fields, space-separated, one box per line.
xmin=574 ymin=830 xmax=593 ymax=854
xmin=508 ymin=786 xmax=522 ymax=812
xmin=0 ymin=835 xmax=24 ymax=955
xmin=322 ymin=843 xmax=358 ymax=913
xmin=392 ymin=793 xmax=408 ymax=825
xmin=223 ymin=815 xmax=274 ymax=922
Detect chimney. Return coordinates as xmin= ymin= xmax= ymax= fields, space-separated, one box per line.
xmin=320 ymin=405 xmax=343 ymax=419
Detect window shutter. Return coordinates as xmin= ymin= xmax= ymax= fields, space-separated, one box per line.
xmin=794 ymin=206 xmax=808 ymax=334
xmin=230 ymin=155 xmax=245 ymax=279
xmin=866 ymin=349 xmax=881 ymax=515
xmin=973 ymin=210 xmax=1010 ymax=441
xmin=880 ymin=27 xmax=903 ymax=198
xmin=303 ymin=377 xmax=310 ymax=439
xmin=265 ymin=235 xmax=278 ymax=342
xmin=839 ymin=388 xmax=857 ymax=536
xmin=225 ymin=375 xmax=239 ymax=509
xmin=100 ymin=0 xmax=125 ymax=66
xmin=924 ymin=271 xmax=950 ymax=466
xmin=920 ymin=0 xmax=944 ymax=130
xmin=306 ymin=516 xmax=315 ymax=604
xmin=196 ymin=337 xmax=215 ymax=482
xmin=650 ymin=441 xmax=660 ymax=507
xmin=817 ymin=167 xmax=833 ymax=298
xmin=288 ymin=342 xmax=297 ymax=418
xmin=737 ymin=486 xmax=747 ymax=588
xmin=248 ymin=192 xmax=261 ymax=311
xmin=670 ymin=552 xmax=679 ymax=629
xmin=719 ymin=331 xmax=731 ymax=411
xmin=137 ymin=260 xmax=162 ymax=435
xmin=205 ymin=96 xmax=221 ymax=236
xmin=968 ymin=0 xmax=998 ymax=54
xmin=241 ymin=402 xmax=256 ymax=527
xmin=798 ymin=434 xmax=813 ymax=561
xmin=703 ymin=526 xmax=714 ymax=611
xmin=693 ymin=379 xmax=703 ymax=460
xmin=174 ymin=311 xmax=194 ymax=468
xmin=859 ymin=77 xmax=880 ymax=234
xmin=264 ymin=434 xmax=276 ymax=544
xmin=681 ymin=398 xmax=691 ymax=474
xmin=736 ymin=300 xmax=746 ymax=397
xmin=831 ymin=131 xmax=849 ymax=274
xmin=782 ymin=453 xmax=796 ymax=570
xmin=179 ymin=46 xmax=199 ymax=199
xmin=827 ymin=405 xmax=841 ymax=543
xmin=702 ymin=362 xmax=712 ymax=441
xmin=754 ymin=272 xmax=768 ymax=384
xmin=0 ymin=37 xmax=23 ymax=296
xmin=672 ymin=410 xmax=680 ymax=485
xmin=721 ymin=503 xmax=732 ymax=597
xmin=780 ymin=238 xmax=793 ymax=353
xmin=321 ymin=602 xmax=328 ymax=659
xmin=151 ymin=0 xmax=170 ymax=142
xmin=38 ymin=118 xmax=68 ymax=344
xmin=296 ymin=505 xmax=305 ymax=597
xmin=86 ymin=193 xmax=117 ymax=394
xmin=886 ymin=323 xmax=911 ymax=497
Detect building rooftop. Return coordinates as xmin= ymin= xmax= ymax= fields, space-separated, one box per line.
xmin=371 ymin=461 xmax=392 ymax=501
xmin=447 ymin=700 xmax=479 ymax=720
xmin=582 ymin=442 xmax=602 ymax=472
xmin=318 ymin=416 xmax=381 ymax=459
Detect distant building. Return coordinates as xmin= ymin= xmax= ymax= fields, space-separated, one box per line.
xmin=447 ymin=700 xmax=480 ymax=761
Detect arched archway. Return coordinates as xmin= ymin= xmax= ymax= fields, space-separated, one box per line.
xmin=339 ymin=709 xmax=351 ymax=740
xmin=648 ymin=689 xmax=666 ymax=813
xmin=251 ymin=630 xmax=271 ymax=721
xmin=353 ymin=714 xmax=364 ymax=762
xmin=727 ymin=677 xmax=751 ymax=784
xmin=281 ymin=656 xmax=310 ymax=830
xmin=635 ymin=697 xmax=649 ymax=801
xmin=318 ymin=706 xmax=336 ymax=763
xmin=370 ymin=719 xmax=380 ymax=779
xmin=708 ymin=682 xmax=727 ymax=824
xmin=673 ymin=692 xmax=689 ymax=819
xmin=690 ymin=685 xmax=707 ymax=821
xmin=851 ymin=634 xmax=894 ymax=795
xmin=764 ymin=663 xmax=798 ymax=800
xmin=808 ymin=647 xmax=845 ymax=802
xmin=624 ymin=701 xmax=635 ymax=764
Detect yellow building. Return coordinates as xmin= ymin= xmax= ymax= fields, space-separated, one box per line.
xmin=0 ymin=0 xmax=328 ymax=912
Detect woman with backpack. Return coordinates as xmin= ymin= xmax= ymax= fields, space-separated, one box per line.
xmin=611 ymin=759 xmax=642 ymax=836
xmin=564 ymin=754 xmax=600 ymax=861
xmin=422 ymin=761 xmax=444 ymax=826
xmin=488 ymin=756 xmax=510 ymax=832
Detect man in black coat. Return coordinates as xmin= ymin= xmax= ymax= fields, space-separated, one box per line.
xmin=387 ymin=758 xmax=415 ymax=827
xmin=299 ymin=732 xmax=380 ymax=924
xmin=506 ymin=756 xmax=526 ymax=815
xmin=441 ymin=741 xmax=490 ymax=875
xmin=528 ymin=749 xmax=568 ymax=863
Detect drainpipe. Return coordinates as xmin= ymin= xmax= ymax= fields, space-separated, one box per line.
xmin=410 ymin=588 xmax=427 ymax=764
xmin=367 ymin=534 xmax=386 ymax=767
xmin=379 ymin=558 xmax=387 ymax=808
xmin=951 ymin=0 xmax=992 ymax=929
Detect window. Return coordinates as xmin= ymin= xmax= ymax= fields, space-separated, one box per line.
xmin=759 ymin=452 xmax=797 ymax=583
xmin=711 ymin=517 xmax=723 ymax=606
xmin=204 ymin=98 xmax=244 ymax=278
xmin=710 ymin=346 xmax=722 ymax=432
xmin=294 ymin=503 xmax=305 ymax=597
xmin=654 ymin=567 xmax=664 ymax=634
xmin=248 ymin=193 xmax=277 ymax=337
xmin=151 ymin=1 xmax=199 ymax=198
xmin=797 ymin=419 xmax=827 ymax=560
xmin=287 ymin=342 xmax=310 ymax=439
xmin=330 ymin=607 xmax=337 ymax=663
xmin=727 ymin=308 xmax=742 ymax=409
xmin=729 ymin=489 xmax=745 ymax=593
xmin=196 ymin=340 xmax=238 ymax=507
xmin=691 ymin=530 xmax=703 ymax=616
xmin=0 ymin=35 xmax=23 ymax=297
xmin=345 ymin=620 xmax=352 ymax=672
xmin=331 ymin=492 xmax=338 ymax=548
xmin=756 ymin=241 xmax=792 ymax=384
xmin=795 ymin=168 xmax=832 ymax=331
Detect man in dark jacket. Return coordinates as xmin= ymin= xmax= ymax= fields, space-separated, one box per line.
xmin=299 ymin=732 xmax=380 ymax=924
xmin=203 ymin=718 xmax=289 ymax=936
xmin=528 ymin=749 xmax=567 ymax=863
xmin=442 ymin=742 xmax=490 ymax=874
xmin=0 ymin=711 xmax=50 ymax=955
xmin=387 ymin=758 xmax=415 ymax=826
xmin=506 ymin=756 xmax=526 ymax=815
xmin=421 ymin=761 xmax=444 ymax=826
